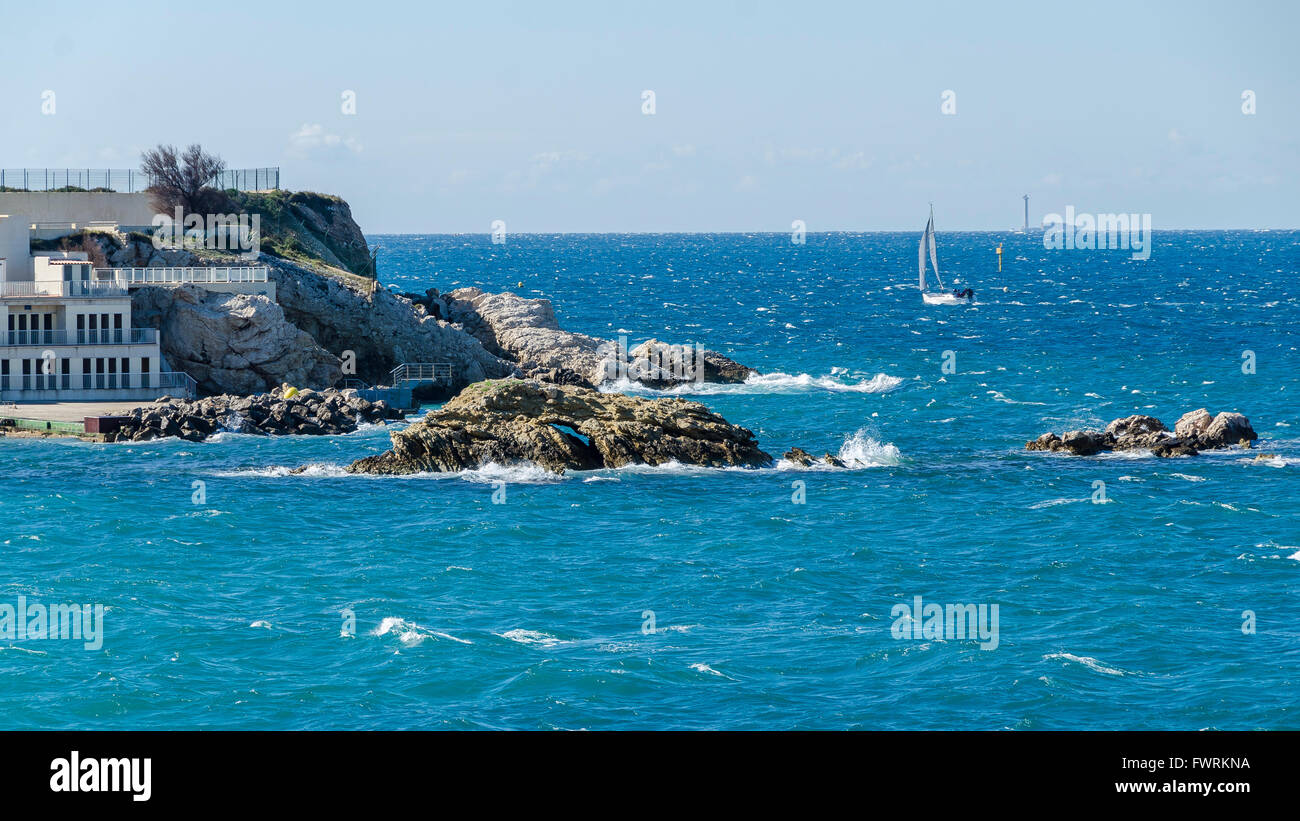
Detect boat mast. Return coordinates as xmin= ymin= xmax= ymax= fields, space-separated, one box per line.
xmin=928 ymin=204 xmax=945 ymax=290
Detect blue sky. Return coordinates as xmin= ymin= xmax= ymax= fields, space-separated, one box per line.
xmin=2 ymin=0 xmax=1296 ymax=232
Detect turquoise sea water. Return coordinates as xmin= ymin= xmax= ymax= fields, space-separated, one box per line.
xmin=2 ymin=231 xmax=1297 ymax=730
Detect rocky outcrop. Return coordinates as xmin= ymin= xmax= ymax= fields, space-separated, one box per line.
xmin=132 ymin=284 xmax=342 ymax=395
xmin=441 ymin=288 xmax=757 ymax=388
xmin=782 ymin=447 xmax=846 ymax=468
xmin=1028 ymin=409 xmax=1257 ymax=457
xmin=267 ymin=260 xmax=515 ymax=389
xmin=440 ymin=288 xmax=607 ymax=385
xmin=625 ymin=340 xmax=755 ymax=388
xmin=346 ymin=379 xmax=773 ymax=475
xmin=107 ymin=386 xmax=402 ymax=443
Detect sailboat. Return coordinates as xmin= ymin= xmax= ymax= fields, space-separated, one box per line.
xmin=919 ymin=206 xmax=973 ymax=305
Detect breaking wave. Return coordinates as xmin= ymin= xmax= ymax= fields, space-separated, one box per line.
xmin=777 ymin=430 xmax=902 ymax=470
xmin=601 ymin=371 xmax=904 ymax=396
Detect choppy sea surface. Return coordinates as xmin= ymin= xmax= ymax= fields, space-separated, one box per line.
xmin=2 ymin=231 xmax=1297 ymax=729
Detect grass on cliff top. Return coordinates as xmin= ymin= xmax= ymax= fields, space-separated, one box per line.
xmin=226 ymin=189 xmax=374 ymax=280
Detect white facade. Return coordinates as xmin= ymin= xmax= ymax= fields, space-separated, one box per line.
xmin=1 ymin=251 xmax=182 ymax=402
xmin=0 ymin=192 xmax=157 ymax=279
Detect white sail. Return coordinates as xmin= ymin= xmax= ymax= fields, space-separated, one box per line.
xmin=918 ymin=217 xmax=929 ymax=290
xmin=927 ymin=207 xmax=945 ymax=290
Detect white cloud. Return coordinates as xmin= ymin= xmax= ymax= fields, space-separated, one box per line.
xmin=288 ymin=123 xmax=363 ymax=156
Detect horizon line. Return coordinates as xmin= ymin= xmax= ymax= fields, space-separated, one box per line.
xmin=362 ymin=226 xmax=1300 ymax=235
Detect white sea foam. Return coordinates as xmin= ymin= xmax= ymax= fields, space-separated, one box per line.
xmin=214 ymin=461 xmax=565 ymax=483
xmin=776 ymin=430 xmax=902 ymax=470
xmin=457 ymin=462 xmax=566 ymax=484
xmin=372 ymin=617 xmax=471 ymax=646
xmin=1028 ymin=497 xmax=1088 ymax=509
xmin=499 ymin=629 xmax=562 ymax=648
xmin=601 ymin=370 xmax=904 ymax=396
xmin=1044 ymin=652 xmax=1130 ymax=677
xmin=986 ymin=390 xmax=1047 ymax=405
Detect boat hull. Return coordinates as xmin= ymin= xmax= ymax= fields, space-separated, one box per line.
xmin=922 ymin=292 xmax=971 ymax=305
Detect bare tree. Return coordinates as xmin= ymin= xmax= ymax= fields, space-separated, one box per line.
xmin=141 ymin=144 xmax=226 ymax=214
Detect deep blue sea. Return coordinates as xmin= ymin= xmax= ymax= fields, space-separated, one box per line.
xmin=3 ymin=231 xmax=1297 ymax=729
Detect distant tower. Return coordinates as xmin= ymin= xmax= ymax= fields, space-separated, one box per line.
xmin=1023 ymin=194 xmax=1029 ymax=233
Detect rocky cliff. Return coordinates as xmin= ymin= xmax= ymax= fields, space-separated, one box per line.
xmin=267 ymin=260 xmax=515 ymax=388
xmin=131 ymin=285 xmax=342 ymax=395
xmin=63 ymin=191 xmax=758 ymax=399
xmin=441 ymin=287 xmax=756 ymax=388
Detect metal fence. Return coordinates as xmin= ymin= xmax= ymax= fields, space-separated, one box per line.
xmin=211 ymin=167 xmax=280 ymax=191
xmin=0 ymin=168 xmax=154 ymax=193
xmin=0 ymin=167 xmax=280 ymax=193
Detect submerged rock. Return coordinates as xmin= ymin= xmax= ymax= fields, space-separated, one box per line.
xmin=346 ymin=379 xmax=773 ymax=475
xmin=1028 ymin=409 xmax=1257 ymax=458
xmin=782 ymin=447 xmax=846 ymax=468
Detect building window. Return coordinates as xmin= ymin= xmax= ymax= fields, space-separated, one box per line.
xmin=60 ymin=358 xmax=70 ymax=390
xmin=141 ymin=357 xmax=150 ymax=390
xmin=82 ymin=358 xmax=91 ymax=390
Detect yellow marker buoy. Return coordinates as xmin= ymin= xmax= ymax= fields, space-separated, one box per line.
xmin=995 ymin=243 xmax=1003 ymax=273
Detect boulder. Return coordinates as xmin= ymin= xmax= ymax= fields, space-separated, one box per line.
xmin=1174 ymin=408 xmax=1213 ymax=441
xmin=1152 ymin=439 xmax=1198 ymax=458
xmin=1200 ymin=412 xmax=1257 ymax=450
xmin=783 ymin=447 xmax=815 ymax=466
xmin=346 ymin=379 xmax=773 ymax=475
xmin=109 ymin=387 xmax=401 ymax=442
xmin=1028 ymin=409 xmax=1258 ymax=458
xmin=1026 ymin=432 xmax=1062 ymax=452
xmin=1059 ymin=430 xmax=1112 ymax=456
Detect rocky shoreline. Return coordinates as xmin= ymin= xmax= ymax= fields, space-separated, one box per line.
xmin=105 ymin=386 xmax=402 ymax=443
xmin=1027 ymin=409 xmax=1257 ymax=457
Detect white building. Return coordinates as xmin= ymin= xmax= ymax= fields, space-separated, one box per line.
xmin=0 ymin=237 xmax=190 ymax=402
xmin=0 ymin=186 xmax=276 ymax=403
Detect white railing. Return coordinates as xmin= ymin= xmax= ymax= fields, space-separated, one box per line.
xmin=390 ymin=363 xmax=453 ymax=385
xmin=0 ymin=371 xmax=195 ymax=398
xmin=0 ymin=280 xmax=129 ymax=299
xmin=109 ymin=266 xmax=270 ymax=286
xmin=1 ymin=328 xmax=158 ymax=347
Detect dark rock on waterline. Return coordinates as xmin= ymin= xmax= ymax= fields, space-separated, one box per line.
xmin=106 ymin=385 xmax=403 ymax=443
xmin=782 ymin=447 xmax=846 ymax=468
xmin=1027 ymin=409 xmax=1257 ymax=457
xmin=345 ymin=379 xmax=773 ymax=475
